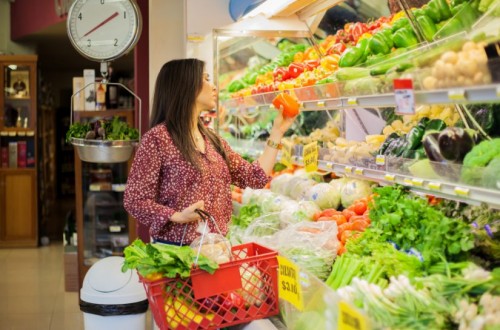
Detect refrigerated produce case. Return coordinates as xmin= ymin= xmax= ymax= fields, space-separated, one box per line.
xmin=213 ymin=0 xmax=500 ymax=328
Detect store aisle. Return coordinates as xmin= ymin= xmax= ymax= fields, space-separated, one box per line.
xmin=0 ymin=243 xmax=83 ymax=330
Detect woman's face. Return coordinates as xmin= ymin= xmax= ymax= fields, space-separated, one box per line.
xmin=195 ymin=72 xmax=217 ymax=114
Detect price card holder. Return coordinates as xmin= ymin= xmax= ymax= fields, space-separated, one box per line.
xmin=317 ymin=101 xmax=326 ymax=108
xmin=448 ymin=89 xmax=466 ymax=101
xmin=345 ymin=166 xmax=353 ymax=174
xmin=277 ymin=256 xmax=304 ymax=311
xmin=375 ymin=155 xmax=385 ymax=165
xmin=281 ymin=140 xmax=293 ymax=167
xmin=394 ymin=79 xmax=415 ymax=115
xmin=454 ymin=187 xmax=470 ymax=197
xmin=354 ymin=168 xmax=364 ymax=176
xmin=385 ymin=173 xmax=395 ymax=182
xmin=428 ymin=182 xmax=442 ymax=191
xmin=347 ymin=97 xmax=358 ymax=106
xmin=404 ymin=178 xmax=413 ymax=186
xmin=325 ymin=162 xmax=333 ymax=169
xmin=338 ymin=301 xmax=368 ymax=330
xmin=303 ymin=141 xmax=318 ymax=173
xmin=412 ymin=178 xmax=424 ymax=187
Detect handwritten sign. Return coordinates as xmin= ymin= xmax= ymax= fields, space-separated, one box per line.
xmin=277 ymin=256 xmax=303 ymax=311
xmin=281 ymin=140 xmax=293 ymax=167
xmin=303 ymin=141 xmax=318 ymax=172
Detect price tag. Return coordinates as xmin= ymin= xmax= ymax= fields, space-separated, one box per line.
xmin=347 ymin=97 xmax=358 ymax=106
xmin=428 ymin=182 xmax=442 ymax=191
xmin=345 ymin=166 xmax=353 ymax=174
xmin=325 ymin=162 xmax=333 ymax=169
xmin=338 ymin=301 xmax=368 ymax=330
xmin=412 ymin=178 xmax=424 ymax=187
xmin=277 ymin=256 xmax=303 ymax=311
xmin=109 ymin=225 xmax=122 ymax=233
xmin=404 ymin=178 xmax=413 ymax=186
xmin=385 ymin=174 xmax=395 ymax=181
xmin=317 ymin=101 xmax=326 ymax=108
xmin=280 ymin=140 xmax=293 ymax=167
xmin=454 ymin=187 xmax=470 ymax=197
xmin=448 ymin=89 xmax=466 ymax=101
xmin=302 ymin=141 xmax=318 ymax=173
xmin=394 ymin=79 xmax=415 ymax=115
xmin=354 ymin=168 xmax=364 ymax=175
xmin=496 ymin=86 xmax=500 ymax=98
xmin=375 ymin=155 xmax=385 ymax=165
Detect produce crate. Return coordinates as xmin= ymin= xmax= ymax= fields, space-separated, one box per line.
xmin=140 ymin=242 xmax=279 ymax=330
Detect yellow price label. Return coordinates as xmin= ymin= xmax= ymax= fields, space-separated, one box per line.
xmin=354 ymin=168 xmax=364 ymax=176
xmin=412 ymin=178 xmax=424 ymax=187
xmin=385 ymin=174 xmax=395 ymax=181
xmin=277 ymin=256 xmax=303 ymax=311
xmin=325 ymin=162 xmax=333 ymax=169
xmin=347 ymin=97 xmax=358 ymax=106
xmin=375 ymin=155 xmax=385 ymax=165
xmin=454 ymin=187 xmax=470 ymax=197
xmin=338 ymin=301 xmax=368 ymax=330
xmin=345 ymin=166 xmax=353 ymax=174
xmin=496 ymin=86 xmax=500 ymax=98
xmin=281 ymin=140 xmax=294 ymax=167
xmin=317 ymin=101 xmax=326 ymax=107
xmin=448 ymin=89 xmax=466 ymax=101
xmin=303 ymin=141 xmax=318 ymax=173
xmin=428 ymin=182 xmax=441 ymax=191
xmin=404 ymin=178 xmax=413 ymax=186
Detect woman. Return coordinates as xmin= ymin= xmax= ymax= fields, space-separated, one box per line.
xmin=124 ymin=58 xmax=296 ymax=244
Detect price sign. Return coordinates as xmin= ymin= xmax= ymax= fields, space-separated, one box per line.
xmin=277 ymin=256 xmax=303 ymax=311
xmin=394 ymin=79 xmax=415 ymax=115
xmin=302 ymin=141 xmax=318 ymax=173
xmin=317 ymin=101 xmax=326 ymax=108
xmin=412 ymin=178 xmax=424 ymax=187
xmin=109 ymin=225 xmax=121 ymax=233
xmin=347 ymin=97 xmax=358 ymax=106
xmin=375 ymin=155 xmax=385 ymax=165
xmin=454 ymin=187 xmax=470 ymax=197
xmin=281 ymin=140 xmax=293 ymax=167
xmin=385 ymin=173 xmax=395 ymax=181
xmin=338 ymin=301 xmax=368 ymax=330
xmin=345 ymin=166 xmax=353 ymax=174
xmin=354 ymin=168 xmax=364 ymax=176
xmin=428 ymin=182 xmax=442 ymax=191
xmin=404 ymin=178 xmax=413 ymax=186
xmin=448 ymin=89 xmax=466 ymax=101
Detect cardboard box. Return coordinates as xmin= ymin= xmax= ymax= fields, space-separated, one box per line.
xmin=83 ymin=69 xmax=96 ymax=111
xmin=72 ymin=77 xmax=86 ymax=111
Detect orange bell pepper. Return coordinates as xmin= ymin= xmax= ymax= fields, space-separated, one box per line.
xmin=272 ymin=92 xmax=300 ymax=117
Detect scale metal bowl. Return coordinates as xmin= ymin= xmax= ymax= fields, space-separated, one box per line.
xmin=71 ymin=138 xmax=138 ymax=163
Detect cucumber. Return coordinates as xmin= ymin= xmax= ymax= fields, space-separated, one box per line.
xmin=333 ymin=67 xmax=371 ymax=81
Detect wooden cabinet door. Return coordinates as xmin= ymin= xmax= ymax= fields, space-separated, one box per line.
xmin=0 ymin=171 xmax=37 ymax=247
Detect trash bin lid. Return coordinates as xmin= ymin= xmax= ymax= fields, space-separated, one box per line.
xmin=81 ymin=256 xmax=146 ymax=305
xmin=88 ymin=257 xmax=131 ymax=293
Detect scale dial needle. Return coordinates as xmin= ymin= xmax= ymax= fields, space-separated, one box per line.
xmin=83 ymin=11 xmax=119 ymax=37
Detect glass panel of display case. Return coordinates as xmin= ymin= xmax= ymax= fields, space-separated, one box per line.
xmin=3 ymin=65 xmax=31 ymax=129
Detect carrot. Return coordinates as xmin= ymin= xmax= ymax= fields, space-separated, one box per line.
xmin=350 ymin=201 xmax=367 ymax=215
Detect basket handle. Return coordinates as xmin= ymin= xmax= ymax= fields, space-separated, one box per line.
xmin=180 ymin=209 xmax=233 ymax=265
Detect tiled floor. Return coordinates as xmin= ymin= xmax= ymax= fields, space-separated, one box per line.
xmin=0 ymin=242 xmax=154 ymax=330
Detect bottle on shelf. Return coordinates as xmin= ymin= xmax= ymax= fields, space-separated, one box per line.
xmin=96 ymin=83 xmax=106 ymax=111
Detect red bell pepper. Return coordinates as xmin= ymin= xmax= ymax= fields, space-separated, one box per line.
xmin=350 ymin=22 xmax=369 ymax=42
xmin=273 ymin=66 xmax=290 ymax=82
xmin=326 ymin=42 xmax=346 ymax=55
xmin=288 ymin=62 xmax=305 ymax=78
xmin=303 ymin=59 xmax=320 ymax=71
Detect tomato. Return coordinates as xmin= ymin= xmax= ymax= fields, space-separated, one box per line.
xmin=351 ymin=219 xmax=369 ymax=232
xmin=342 ymin=209 xmax=356 ymax=221
xmin=351 ymin=202 xmax=367 ymax=215
xmin=317 ymin=216 xmax=334 ymax=222
xmin=272 ymin=92 xmax=300 ymax=117
xmin=331 ymin=214 xmax=347 ymax=226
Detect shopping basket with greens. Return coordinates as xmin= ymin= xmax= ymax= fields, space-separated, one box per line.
xmin=122 ymin=209 xmax=279 ymax=329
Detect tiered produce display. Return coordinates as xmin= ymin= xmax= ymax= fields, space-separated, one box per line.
xmin=216 ymin=0 xmax=500 ymax=329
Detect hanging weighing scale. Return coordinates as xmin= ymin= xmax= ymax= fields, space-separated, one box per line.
xmin=66 ymin=0 xmax=142 ymax=163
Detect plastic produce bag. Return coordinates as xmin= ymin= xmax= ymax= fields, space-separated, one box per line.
xmin=190 ymin=232 xmax=232 ymax=265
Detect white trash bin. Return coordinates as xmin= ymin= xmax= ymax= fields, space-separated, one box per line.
xmin=80 ymin=256 xmax=148 ymax=330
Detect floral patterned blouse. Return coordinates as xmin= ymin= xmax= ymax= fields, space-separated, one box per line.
xmin=123 ymin=124 xmax=269 ymax=244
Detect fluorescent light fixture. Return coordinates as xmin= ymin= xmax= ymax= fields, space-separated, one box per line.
xmin=8 ymin=65 xmax=17 ymax=70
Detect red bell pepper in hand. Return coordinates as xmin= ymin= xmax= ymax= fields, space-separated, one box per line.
xmin=273 ymin=66 xmax=290 ymax=82
xmin=288 ymin=62 xmax=305 ymax=78
xmin=272 ymin=92 xmax=300 ymax=117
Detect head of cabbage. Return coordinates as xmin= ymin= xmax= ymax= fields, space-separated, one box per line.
xmin=340 ymin=179 xmax=373 ymax=208
xmin=306 ymin=183 xmax=341 ymax=210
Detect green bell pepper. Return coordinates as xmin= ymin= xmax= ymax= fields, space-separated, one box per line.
xmin=393 ymin=27 xmax=419 ymax=48
xmin=424 ymin=0 xmax=452 ymax=22
xmin=391 ymin=18 xmax=410 ymax=32
xmin=338 ymin=39 xmax=370 ymax=67
xmin=451 ymin=0 xmax=466 ymax=6
xmin=435 ymin=18 xmax=465 ymax=38
xmin=436 ymin=0 xmax=453 ymax=20
xmin=227 ymin=79 xmax=247 ymax=93
xmin=417 ymin=15 xmax=437 ymax=41
xmin=406 ymin=118 xmax=429 ymax=150
xmin=242 ymin=71 xmax=258 ymax=85
xmin=411 ymin=8 xmax=426 ymax=18
xmin=451 ymin=2 xmax=481 ymax=28
xmin=425 ymin=119 xmax=447 ymax=131
xmin=369 ymin=32 xmax=391 ymax=55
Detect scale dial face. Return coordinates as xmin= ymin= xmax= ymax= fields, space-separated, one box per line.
xmin=67 ymin=0 xmax=142 ymax=61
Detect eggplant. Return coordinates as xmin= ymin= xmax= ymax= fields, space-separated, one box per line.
xmin=437 ymin=127 xmax=476 ymax=162
xmin=422 ymin=131 xmax=444 ymax=162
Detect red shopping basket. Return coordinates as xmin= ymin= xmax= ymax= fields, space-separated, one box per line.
xmin=139 ymin=242 xmax=279 ymax=330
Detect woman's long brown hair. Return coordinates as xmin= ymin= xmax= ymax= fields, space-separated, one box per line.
xmin=149 ymin=58 xmax=228 ymax=171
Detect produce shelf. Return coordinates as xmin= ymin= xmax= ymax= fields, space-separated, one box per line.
xmin=220 ymin=83 xmax=500 ymax=113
